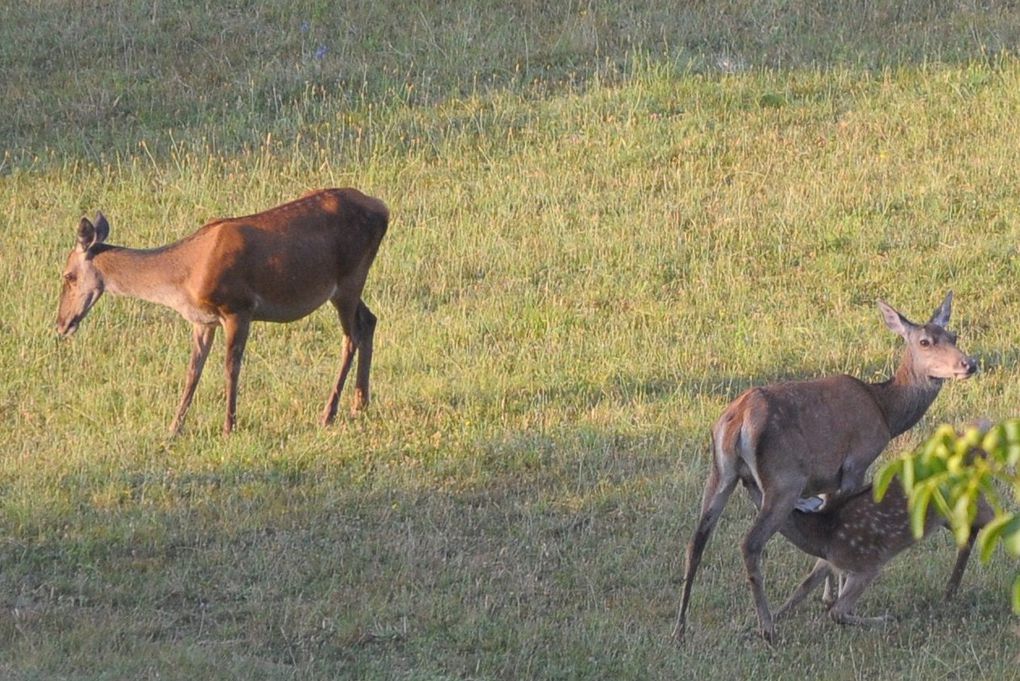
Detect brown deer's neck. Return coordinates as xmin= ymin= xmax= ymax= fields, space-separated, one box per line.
xmin=93 ymin=243 xmax=194 ymax=309
xmin=868 ymin=350 xmax=942 ymax=438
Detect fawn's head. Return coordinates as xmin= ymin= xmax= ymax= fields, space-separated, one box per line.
xmin=56 ymin=214 xmax=110 ymax=337
xmin=878 ymin=291 xmax=977 ymax=381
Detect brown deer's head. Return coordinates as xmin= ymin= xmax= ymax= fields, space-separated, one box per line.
xmin=56 ymin=214 xmax=110 ymax=337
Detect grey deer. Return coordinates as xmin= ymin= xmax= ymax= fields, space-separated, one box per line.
xmin=746 ymin=474 xmax=993 ymax=626
xmin=673 ymin=292 xmax=977 ymax=643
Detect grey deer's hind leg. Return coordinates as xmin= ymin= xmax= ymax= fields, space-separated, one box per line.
xmin=775 ymin=559 xmax=833 ymax=620
xmin=828 ymin=570 xmax=890 ymax=626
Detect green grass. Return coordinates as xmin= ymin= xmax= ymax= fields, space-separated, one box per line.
xmin=2 ymin=1 xmax=1020 ymax=679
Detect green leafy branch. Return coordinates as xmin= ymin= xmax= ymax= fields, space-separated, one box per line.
xmin=875 ymin=419 xmax=1020 ymax=612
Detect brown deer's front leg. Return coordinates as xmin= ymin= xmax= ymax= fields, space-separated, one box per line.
xmin=322 ymin=336 xmax=355 ymax=426
xmin=170 ymin=323 xmax=216 ymax=436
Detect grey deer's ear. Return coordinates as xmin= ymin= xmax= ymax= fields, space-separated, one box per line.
xmin=76 ymin=213 xmax=110 ymax=252
xmin=928 ymin=291 xmax=953 ymax=329
xmin=877 ymin=299 xmax=916 ymax=337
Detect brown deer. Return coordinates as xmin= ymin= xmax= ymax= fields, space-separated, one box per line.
xmin=55 ymin=188 xmax=389 ymax=435
xmin=673 ymin=293 xmax=977 ymax=643
xmin=743 ymin=477 xmax=993 ymax=626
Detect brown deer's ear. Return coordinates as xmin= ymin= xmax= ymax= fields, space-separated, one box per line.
xmin=928 ymin=291 xmax=952 ymax=329
xmin=76 ymin=214 xmax=109 ymax=252
xmin=93 ymin=212 xmax=110 ymax=244
xmin=76 ymin=217 xmax=97 ymax=251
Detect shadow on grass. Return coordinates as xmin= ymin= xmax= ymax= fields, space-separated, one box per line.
xmin=1 ymin=409 xmax=1012 ymax=678
xmin=0 ymin=422 xmax=697 ymax=676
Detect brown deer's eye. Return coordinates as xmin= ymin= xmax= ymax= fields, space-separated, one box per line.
xmin=64 ymin=273 xmax=76 ymax=282
xmin=919 ymin=338 xmax=931 ymax=347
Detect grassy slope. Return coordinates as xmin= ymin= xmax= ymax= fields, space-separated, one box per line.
xmin=2 ymin=2 xmax=1020 ymax=679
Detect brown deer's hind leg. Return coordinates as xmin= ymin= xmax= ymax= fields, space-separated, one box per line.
xmin=222 ymin=315 xmax=251 ymax=435
xmin=321 ymin=297 xmax=376 ymax=425
xmin=352 ymin=301 xmax=376 ymax=411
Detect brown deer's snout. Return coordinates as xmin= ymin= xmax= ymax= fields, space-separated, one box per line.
xmin=961 ymin=357 xmax=978 ymax=377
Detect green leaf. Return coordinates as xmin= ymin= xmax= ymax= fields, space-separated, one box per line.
xmin=910 ymin=482 xmax=933 ymax=539
xmin=960 ymin=424 xmax=983 ymax=449
xmin=977 ymin=476 xmax=1004 ymax=514
xmin=902 ymin=456 xmax=916 ymax=497
xmin=1004 ymin=419 xmax=1020 ymax=445
xmin=951 ymin=493 xmax=975 ymax=547
xmin=930 ymin=486 xmax=951 ymax=518
xmin=1003 ymin=514 xmax=1020 ymax=557
xmin=874 ymin=459 xmax=902 ymax=501
xmin=978 ymin=513 xmax=1012 ymax=563
xmin=981 ymin=426 xmax=1002 ymax=458
xmin=1006 ymin=443 xmax=1020 ymax=468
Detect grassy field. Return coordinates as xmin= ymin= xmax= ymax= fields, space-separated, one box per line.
xmin=2 ymin=1 xmax=1020 ymax=679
